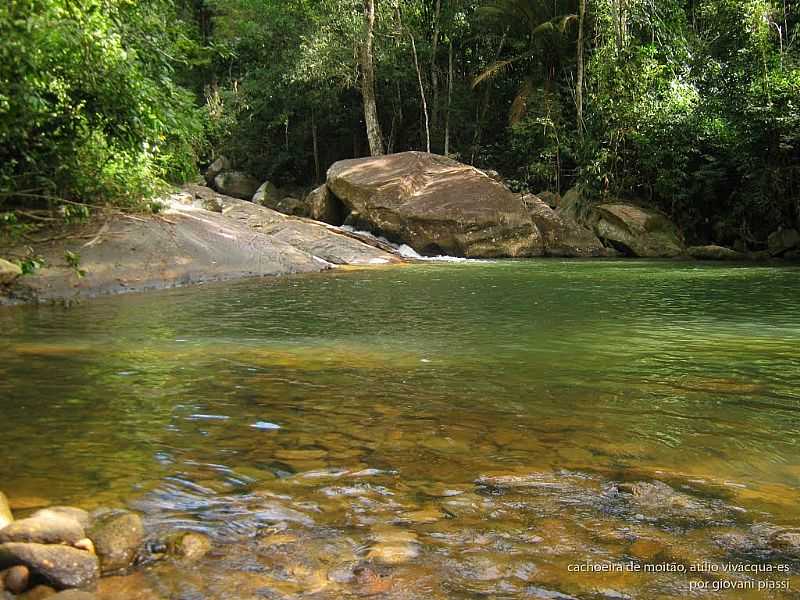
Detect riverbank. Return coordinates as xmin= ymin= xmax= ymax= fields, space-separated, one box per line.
xmin=0 ymin=186 xmax=402 ymax=306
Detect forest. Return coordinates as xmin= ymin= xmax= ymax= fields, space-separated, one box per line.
xmin=1 ymin=0 xmax=799 ymax=247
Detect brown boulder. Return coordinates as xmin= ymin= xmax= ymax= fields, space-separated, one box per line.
xmin=590 ymin=203 xmax=684 ymax=257
xmin=307 ymin=184 xmax=346 ymax=225
xmin=0 ymin=543 xmax=99 ymax=590
xmin=327 ymin=152 xmax=542 ymax=257
xmin=522 ymin=195 xmax=606 ymax=257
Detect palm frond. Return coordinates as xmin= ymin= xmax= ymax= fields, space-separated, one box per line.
xmin=510 ymin=79 xmax=536 ymax=125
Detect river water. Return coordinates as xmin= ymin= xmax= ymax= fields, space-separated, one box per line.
xmin=1 ymin=260 xmax=799 ymax=599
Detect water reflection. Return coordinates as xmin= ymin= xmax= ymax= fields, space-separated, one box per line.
xmin=1 ymin=260 xmax=799 ymax=598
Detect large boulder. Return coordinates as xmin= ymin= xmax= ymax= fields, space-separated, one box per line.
xmin=767 ymin=228 xmax=800 ymax=257
xmin=326 ymin=152 xmax=542 ymax=257
xmin=0 ymin=259 xmax=22 ymax=286
xmin=307 ymin=184 xmax=345 ymax=225
xmin=590 ymin=203 xmax=684 ymax=257
xmin=0 ymin=543 xmax=99 ymax=589
xmin=523 ymin=195 xmax=606 ymax=257
xmin=87 ymin=511 xmax=143 ymax=574
xmin=212 ymin=171 xmax=260 ymax=200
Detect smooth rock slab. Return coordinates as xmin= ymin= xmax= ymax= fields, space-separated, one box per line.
xmin=523 ymin=195 xmax=606 ymax=257
xmin=686 ymin=245 xmax=744 ymax=261
xmin=0 ymin=543 xmax=99 ymax=589
xmin=87 ymin=511 xmax=143 ymax=574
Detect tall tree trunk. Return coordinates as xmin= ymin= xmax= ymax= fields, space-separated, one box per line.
xmin=311 ymin=109 xmax=320 ymax=183
xmin=430 ymin=0 xmax=442 ymax=131
xmin=361 ymin=0 xmax=384 ymax=156
xmin=444 ymin=40 xmax=453 ymax=156
xmin=576 ymin=0 xmax=586 ymax=138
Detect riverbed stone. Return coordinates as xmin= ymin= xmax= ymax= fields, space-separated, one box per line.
xmin=0 ymin=493 xmax=12 ymax=530
xmin=166 ymin=532 xmax=211 ymax=561
xmin=2 ymin=565 xmax=30 ymax=594
xmin=31 ymin=509 xmax=90 ymax=532
xmin=0 ymin=260 xmax=22 ymax=286
xmin=327 ymin=152 xmax=543 ymax=257
xmin=0 ymin=513 xmax=85 ymax=546
xmin=17 ymin=585 xmax=57 ymax=600
xmin=213 ymin=171 xmax=261 ymax=200
xmin=87 ymin=511 xmax=143 ymax=573
xmin=768 ymin=530 xmax=800 ymax=558
xmin=686 ymin=245 xmax=744 ymax=260
xmin=49 ymin=592 xmax=96 ymax=600
xmin=590 ymin=203 xmax=684 ymax=257
xmin=0 ymin=543 xmax=99 ymax=589
xmin=523 ymin=195 xmax=607 ymax=257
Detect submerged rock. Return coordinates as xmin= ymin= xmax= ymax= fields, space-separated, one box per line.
xmin=49 ymin=592 xmax=96 ymax=600
xmin=87 ymin=511 xmax=143 ymax=573
xmin=31 ymin=509 xmax=90 ymax=532
xmin=327 ymin=152 xmax=543 ymax=257
xmin=166 ymin=532 xmax=211 ymax=561
xmin=0 ymin=543 xmax=99 ymax=589
xmin=0 ymin=513 xmax=85 ymax=546
xmin=0 ymin=493 xmax=12 ymax=530
xmin=212 ymin=171 xmax=260 ymax=200
xmin=590 ymin=204 xmax=684 ymax=257
xmin=16 ymin=584 xmax=57 ymax=599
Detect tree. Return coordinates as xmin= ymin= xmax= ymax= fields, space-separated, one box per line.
xmin=361 ymin=0 xmax=385 ymax=156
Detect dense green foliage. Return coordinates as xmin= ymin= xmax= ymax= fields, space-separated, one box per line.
xmin=0 ymin=0 xmax=206 ymax=222
xmin=1 ymin=0 xmax=798 ymax=245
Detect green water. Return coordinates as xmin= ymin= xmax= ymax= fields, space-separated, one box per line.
xmin=1 ymin=260 xmax=799 ymax=599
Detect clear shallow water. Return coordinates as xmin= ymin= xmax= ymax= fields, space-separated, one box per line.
xmin=1 ymin=260 xmax=800 ymax=599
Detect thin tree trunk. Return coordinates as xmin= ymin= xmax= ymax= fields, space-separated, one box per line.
xmin=576 ymin=0 xmax=586 ymax=138
xmin=312 ymin=110 xmax=320 ymax=183
xmin=430 ymin=0 xmax=442 ymax=131
xmin=361 ymin=0 xmax=384 ymax=156
xmin=397 ymin=4 xmax=430 ymax=152
xmin=444 ymin=40 xmax=453 ymax=155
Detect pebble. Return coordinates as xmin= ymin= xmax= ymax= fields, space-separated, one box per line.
xmin=3 ymin=565 xmax=30 ymax=594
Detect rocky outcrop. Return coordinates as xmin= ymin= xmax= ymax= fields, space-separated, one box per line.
xmin=0 ymin=187 xmax=401 ymax=304
xmin=522 ymin=195 xmax=607 ymax=257
xmin=212 ymin=171 xmax=260 ymax=200
xmin=0 ymin=259 xmax=21 ymax=286
xmin=589 ymin=203 xmax=684 ymax=257
xmin=327 ymin=152 xmax=542 ymax=257
xmin=536 ymin=191 xmax=560 ymax=209
xmin=767 ymin=228 xmax=800 ymax=257
xmin=685 ymin=245 xmax=744 ymax=261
